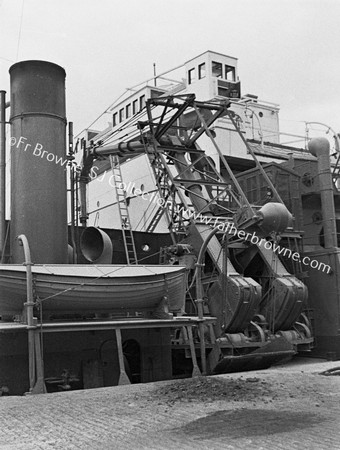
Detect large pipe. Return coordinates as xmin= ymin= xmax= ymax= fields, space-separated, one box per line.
xmin=9 ymin=61 xmax=68 ymax=263
xmin=80 ymin=227 xmax=113 ymax=264
xmin=308 ymin=137 xmax=338 ymax=248
xmin=93 ymin=141 xmax=145 ymax=157
xmin=68 ymin=122 xmax=77 ymax=263
xmin=0 ymin=91 xmax=6 ymax=258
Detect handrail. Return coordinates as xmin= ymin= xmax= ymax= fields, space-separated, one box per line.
xmin=306 ymin=122 xmax=340 ymax=153
xmin=17 ymin=235 xmax=34 ymax=319
xmin=17 ymin=234 xmax=36 ymax=392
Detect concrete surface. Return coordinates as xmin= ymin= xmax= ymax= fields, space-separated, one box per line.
xmin=0 ymin=357 xmax=340 ymax=449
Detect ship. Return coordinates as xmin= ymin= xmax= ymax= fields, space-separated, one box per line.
xmin=0 ymin=50 xmax=339 ymax=395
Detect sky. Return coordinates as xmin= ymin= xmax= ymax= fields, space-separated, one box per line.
xmin=1 ymin=0 xmax=340 ymax=142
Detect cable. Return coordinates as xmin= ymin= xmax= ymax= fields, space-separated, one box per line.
xmin=0 ymin=56 xmax=15 ymax=63
xmin=16 ymin=0 xmax=24 ymax=61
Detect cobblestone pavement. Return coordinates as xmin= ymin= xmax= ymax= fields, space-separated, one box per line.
xmin=0 ymin=358 xmax=340 ymax=449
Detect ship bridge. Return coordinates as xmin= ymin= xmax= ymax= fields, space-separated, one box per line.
xmin=184 ymin=50 xmax=241 ymax=101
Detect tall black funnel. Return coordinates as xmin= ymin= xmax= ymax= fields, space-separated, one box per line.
xmin=9 ymin=60 xmax=68 ymax=263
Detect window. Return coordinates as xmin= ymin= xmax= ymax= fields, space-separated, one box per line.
xmin=126 ymin=103 xmax=131 ymax=118
xmin=188 ymin=68 xmax=196 ymax=84
xmin=119 ymin=108 xmax=125 ymax=122
xmin=218 ymin=87 xmax=229 ymax=97
xmin=139 ymin=95 xmax=145 ymax=111
xmin=198 ymin=63 xmax=206 ymax=79
xmin=212 ymin=61 xmax=222 ymax=78
xmin=112 ymin=112 xmax=118 ymax=126
xmin=225 ymin=65 xmax=235 ymax=81
xmin=133 ymin=99 xmax=138 ymax=114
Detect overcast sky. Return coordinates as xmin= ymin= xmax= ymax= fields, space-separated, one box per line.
xmin=1 ymin=0 xmax=340 ymax=142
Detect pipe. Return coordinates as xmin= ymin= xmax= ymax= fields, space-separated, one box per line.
xmin=80 ymin=227 xmax=113 ymax=264
xmin=17 ymin=234 xmax=36 ymax=392
xmin=0 ymin=91 xmax=6 ymax=259
xmin=68 ymin=122 xmax=77 ymax=263
xmin=93 ymin=141 xmax=145 ymax=157
xmin=79 ymin=140 xmax=89 ymax=227
xmin=308 ymin=137 xmax=338 ymax=248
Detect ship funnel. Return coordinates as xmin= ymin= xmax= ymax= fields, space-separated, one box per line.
xmin=308 ymin=137 xmax=337 ymax=248
xmin=9 ymin=60 xmax=68 ymax=263
xmin=80 ymin=227 xmax=113 ymax=264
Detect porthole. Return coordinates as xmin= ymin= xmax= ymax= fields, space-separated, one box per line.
xmin=302 ymin=172 xmax=314 ymax=187
xmin=142 ymin=244 xmax=150 ymax=252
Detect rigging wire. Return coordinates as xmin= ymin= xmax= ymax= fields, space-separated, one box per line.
xmin=74 ymin=61 xmax=186 ymax=140
xmin=0 ymin=56 xmax=15 ymax=63
xmin=133 ymin=195 xmax=159 ymax=231
xmin=74 ymin=91 xmax=128 ymax=140
xmin=16 ymin=0 xmax=24 ymax=61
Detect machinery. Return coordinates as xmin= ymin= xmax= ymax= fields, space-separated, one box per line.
xmin=2 ymin=56 xmax=340 ymax=394
xmin=80 ymin=94 xmax=314 ymax=375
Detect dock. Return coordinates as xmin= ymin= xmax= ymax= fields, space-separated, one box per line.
xmin=0 ymin=357 xmax=339 ymax=449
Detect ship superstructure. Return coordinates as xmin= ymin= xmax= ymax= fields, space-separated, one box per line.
xmin=0 ymin=50 xmax=340 ymax=395
xmin=78 ymin=51 xmax=314 ymax=233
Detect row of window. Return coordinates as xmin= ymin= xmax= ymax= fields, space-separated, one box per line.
xmin=113 ymin=95 xmax=146 ymax=126
xmin=188 ymin=62 xmax=206 ymax=84
xmin=188 ymin=61 xmax=236 ymax=84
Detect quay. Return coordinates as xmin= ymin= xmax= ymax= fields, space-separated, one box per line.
xmin=0 ymin=357 xmax=339 ymax=449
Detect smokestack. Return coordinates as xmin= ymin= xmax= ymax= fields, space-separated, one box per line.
xmin=9 ymin=60 xmax=68 ymax=263
xmin=308 ymin=137 xmax=338 ymax=248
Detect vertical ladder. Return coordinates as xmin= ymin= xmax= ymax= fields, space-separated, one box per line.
xmin=109 ymin=155 xmax=138 ymax=264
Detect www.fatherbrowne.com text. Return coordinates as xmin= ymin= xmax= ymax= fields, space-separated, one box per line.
xmin=115 ymin=181 xmax=331 ymax=275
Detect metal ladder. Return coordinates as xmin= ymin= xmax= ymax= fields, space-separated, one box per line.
xmin=109 ymin=155 xmax=138 ymax=264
